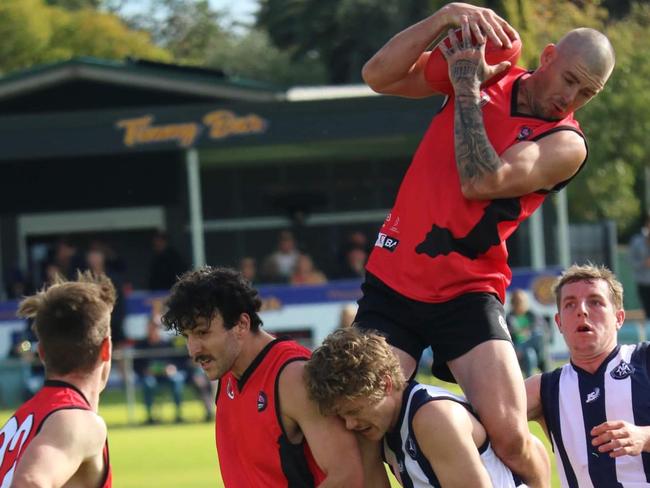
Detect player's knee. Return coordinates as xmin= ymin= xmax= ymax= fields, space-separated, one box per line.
xmin=490 ymin=424 xmax=530 ymax=462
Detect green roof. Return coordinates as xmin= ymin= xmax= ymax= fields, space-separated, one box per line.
xmin=0 ymin=57 xmax=283 ymax=103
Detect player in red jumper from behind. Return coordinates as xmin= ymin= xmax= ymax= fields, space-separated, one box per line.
xmin=359 ymin=3 xmax=616 ymax=487
xmin=0 ymin=271 xmax=116 ymax=487
xmin=162 ymin=266 xmax=376 ymax=487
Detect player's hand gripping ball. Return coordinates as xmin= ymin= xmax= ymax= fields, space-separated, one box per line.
xmin=425 ymin=28 xmax=522 ymax=95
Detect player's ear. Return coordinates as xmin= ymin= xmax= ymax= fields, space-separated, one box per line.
xmin=540 ymin=44 xmax=556 ymax=67
xmin=234 ymin=313 xmax=251 ymax=335
xmin=615 ymin=309 xmax=625 ymax=330
xmin=100 ymin=336 xmax=111 ymax=362
xmin=383 ymin=374 xmax=393 ymax=396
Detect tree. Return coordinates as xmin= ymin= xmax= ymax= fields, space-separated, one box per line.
xmin=115 ymin=0 xmax=326 ymax=85
xmin=257 ymin=0 xmax=436 ymax=84
xmin=0 ymin=0 xmax=170 ymax=75
xmin=121 ymin=0 xmax=227 ymax=65
xmin=502 ymin=0 xmax=647 ymax=233
xmin=206 ymin=28 xmax=327 ymax=85
xmin=570 ymin=3 xmax=650 ymax=233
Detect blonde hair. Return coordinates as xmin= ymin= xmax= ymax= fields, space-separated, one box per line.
xmin=18 ymin=271 xmax=116 ymax=375
xmin=553 ymin=263 xmax=623 ymax=310
xmin=304 ymin=328 xmax=405 ymax=415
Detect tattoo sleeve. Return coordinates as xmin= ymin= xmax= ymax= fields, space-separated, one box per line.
xmin=451 ymin=60 xmax=502 ymax=187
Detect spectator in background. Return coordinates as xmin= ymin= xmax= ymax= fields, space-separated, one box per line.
xmin=49 ymin=238 xmax=83 ymax=280
xmin=85 ymin=244 xmax=126 ymax=346
xmin=8 ymin=328 xmax=43 ymax=400
xmin=261 ymin=230 xmax=300 ymax=283
xmin=630 ymin=212 xmax=650 ymax=320
xmin=4 ymin=267 xmax=34 ymax=300
xmin=149 ymin=230 xmax=187 ymax=290
xmin=338 ymin=303 xmax=358 ymax=329
xmin=148 ymin=230 xmax=187 ymax=291
xmin=506 ymin=290 xmax=551 ymax=377
xmin=134 ymin=314 xmax=185 ymax=424
xmin=42 ymin=262 xmax=62 ymax=287
xmin=335 ymin=231 xmax=370 ymax=280
xmin=338 ymin=245 xmax=368 ymax=280
xmin=238 ymin=256 xmax=257 ymax=284
xmin=290 ymin=254 xmax=327 ymax=286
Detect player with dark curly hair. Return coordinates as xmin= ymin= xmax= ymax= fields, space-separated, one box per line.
xmin=162 ymin=266 xmax=377 ymax=488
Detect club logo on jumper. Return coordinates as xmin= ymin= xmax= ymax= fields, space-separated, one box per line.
xmin=517 ymin=126 xmax=532 ymax=141
xmin=257 ymin=391 xmax=268 ymax=412
xmin=611 ymin=360 xmax=635 ymax=380
xmin=406 ymin=435 xmax=418 ymax=459
xmin=586 ymin=387 xmax=601 ymax=404
xmin=375 ymin=233 xmax=399 ymax=252
xmin=479 ymin=91 xmax=491 ymax=107
xmin=498 ymin=315 xmax=511 ymax=339
xmin=390 ymin=216 xmax=401 ymax=234
xmin=226 ymin=378 xmax=235 ymax=400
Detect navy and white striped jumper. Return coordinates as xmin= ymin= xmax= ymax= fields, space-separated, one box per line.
xmin=383 ymin=381 xmax=524 ymax=487
xmin=541 ymin=343 xmax=650 ymax=487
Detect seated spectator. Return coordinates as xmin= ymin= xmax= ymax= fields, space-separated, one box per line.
xmin=261 ymin=230 xmax=300 ymax=283
xmin=85 ymin=244 xmax=127 ymax=346
xmin=8 ymin=329 xmax=43 ymax=400
xmin=238 ymin=256 xmax=257 ymax=284
xmin=134 ymin=315 xmax=185 ymax=424
xmin=4 ymin=268 xmax=34 ymax=300
xmin=49 ymin=238 xmax=84 ymax=280
xmin=506 ymin=289 xmax=551 ymax=377
xmin=338 ymin=303 xmax=358 ymax=329
xmin=338 ymin=245 xmax=368 ymax=280
xmin=169 ymin=334 xmax=216 ymax=422
xmin=289 ymin=254 xmax=327 ymax=286
xmin=148 ymin=230 xmax=187 ymax=291
xmin=42 ymin=262 xmax=62 ymax=287
xmin=334 ymin=231 xmax=369 ymax=279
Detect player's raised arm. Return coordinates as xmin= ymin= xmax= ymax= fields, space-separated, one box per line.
xmin=460 ymin=130 xmax=587 ymax=200
xmin=362 ymin=3 xmax=516 ymax=98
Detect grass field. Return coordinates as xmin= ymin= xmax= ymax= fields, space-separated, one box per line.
xmin=1 ymin=377 xmax=560 ymax=487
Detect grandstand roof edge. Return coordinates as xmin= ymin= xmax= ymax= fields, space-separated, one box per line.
xmin=0 ymin=57 xmax=286 ymax=103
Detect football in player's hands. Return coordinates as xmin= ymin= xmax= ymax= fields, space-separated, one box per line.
xmin=424 ymin=29 xmax=522 ymax=95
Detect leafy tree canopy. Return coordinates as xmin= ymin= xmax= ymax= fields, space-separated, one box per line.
xmin=0 ymin=0 xmax=170 ymax=74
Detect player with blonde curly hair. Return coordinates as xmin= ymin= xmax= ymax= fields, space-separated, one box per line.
xmin=305 ymin=328 xmax=525 ymax=487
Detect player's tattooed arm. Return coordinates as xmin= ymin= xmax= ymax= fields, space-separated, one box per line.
xmin=450 ymin=58 xmax=502 ymax=186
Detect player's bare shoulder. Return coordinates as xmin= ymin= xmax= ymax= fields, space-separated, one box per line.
xmin=44 ymin=408 xmax=107 ymax=453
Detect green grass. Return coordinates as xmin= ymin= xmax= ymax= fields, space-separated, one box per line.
xmin=1 ymin=382 xmax=560 ymax=487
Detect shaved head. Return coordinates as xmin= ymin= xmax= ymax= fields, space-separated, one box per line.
xmin=556 ymin=28 xmax=616 ymax=86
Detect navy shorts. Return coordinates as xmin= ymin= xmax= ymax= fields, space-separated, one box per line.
xmin=354 ymin=274 xmax=513 ymax=383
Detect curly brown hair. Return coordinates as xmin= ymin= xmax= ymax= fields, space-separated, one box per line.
xmin=161 ymin=266 xmax=263 ymax=334
xmin=304 ymin=328 xmax=405 ymax=415
xmin=553 ymin=263 xmax=623 ymax=310
xmin=18 ymin=271 xmax=116 ymax=376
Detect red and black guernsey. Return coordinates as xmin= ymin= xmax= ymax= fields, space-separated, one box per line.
xmin=215 ymin=338 xmax=325 ymax=487
xmin=366 ymin=66 xmax=586 ymax=304
xmin=0 ymin=380 xmax=112 ymax=488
